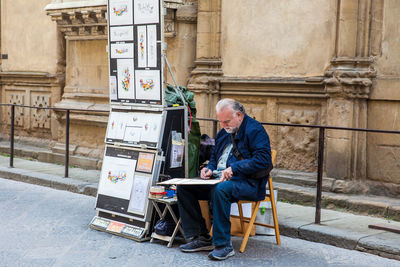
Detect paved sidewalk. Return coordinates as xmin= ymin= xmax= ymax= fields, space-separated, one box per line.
xmin=1 ymin=155 xmax=399 ymax=261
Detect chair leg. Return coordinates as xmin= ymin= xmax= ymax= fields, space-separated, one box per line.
xmin=237 ymin=202 xmax=245 ymax=235
xmin=239 ymin=201 xmax=260 ymax=253
xmin=269 ymin=179 xmax=281 ymax=245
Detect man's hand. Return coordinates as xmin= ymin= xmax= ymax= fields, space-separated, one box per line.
xmin=220 ymin=167 xmax=233 ymax=182
xmin=200 ymin=167 xmax=212 ymax=179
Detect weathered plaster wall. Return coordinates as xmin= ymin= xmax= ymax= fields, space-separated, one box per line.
xmin=367 ymin=0 xmax=400 ymax=184
xmin=1 ymin=0 xmax=58 ymax=73
xmin=220 ymin=0 xmax=336 ymax=78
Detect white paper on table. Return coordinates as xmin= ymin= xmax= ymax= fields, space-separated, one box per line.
xmin=134 ymin=0 xmax=159 ymax=24
xmin=111 ymin=43 xmax=134 ymax=59
xmin=109 ymin=76 xmax=117 ymax=100
xmin=110 ymin=26 xmax=134 ymax=42
xmin=109 ymin=0 xmax=133 ymax=26
xmin=135 ymin=70 xmax=160 ymax=101
xmin=147 ymin=24 xmax=157 ymax=67
xmin=231 ymin=202 xmax=252 ymax=218
xmin=137 ymin=26 xmax=147 ymax=67
xmin=98 ymin=156 xmax=136 ymax=200
xmin=128 ymin=175 xmax=151 ymax=214
xmin=117 ymin=59 xmax=135 ymax=99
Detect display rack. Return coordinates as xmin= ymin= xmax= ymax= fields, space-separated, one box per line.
xmin=90 ymin=0 xmax=188 ymax=241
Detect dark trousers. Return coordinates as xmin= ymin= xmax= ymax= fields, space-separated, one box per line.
xmin=177 ymin=181 xmax=235 ymax=247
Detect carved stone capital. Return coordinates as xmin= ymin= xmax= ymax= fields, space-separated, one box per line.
xmin=323 ymin=57 xmax=376 ymax=99
xmin=187 ymin=59 xmax=223 ymax=93
xmin=46 ymin=6 xmax=107 ymax=38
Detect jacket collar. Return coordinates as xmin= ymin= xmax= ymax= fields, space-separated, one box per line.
xmin=233 ymin=114 xmax=249 ymax=140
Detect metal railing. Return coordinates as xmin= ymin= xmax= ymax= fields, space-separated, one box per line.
xmin=197 ymin=117 xmax=400 ymax=224
xmin=2 ymin=103 xmax=400 ymax=224
xmin=1 ymin=103 xmax=108 ymax=178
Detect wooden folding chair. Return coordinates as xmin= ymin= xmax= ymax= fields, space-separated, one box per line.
xmin=231 ymin=150 xmax=280 ymax=253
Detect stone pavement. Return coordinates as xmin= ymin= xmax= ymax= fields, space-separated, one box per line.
xmin=0 ymin=155 xmax=399 ymax=261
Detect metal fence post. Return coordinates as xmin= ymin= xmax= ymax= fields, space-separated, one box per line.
xmin=10 ymin=104 xmax=15 ymax=168
xmin=315 ymin=127 xmax=325 ymax=224
xmin=64 ymin=109 xmax=70 ymax=178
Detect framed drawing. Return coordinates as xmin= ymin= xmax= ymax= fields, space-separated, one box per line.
xmin=135 ymin=70 xmax=161 ymax=101
xmin=111 ymin=43 xmax=134 ymax=59
xmin=109 ymin=0 xmax=133 ymax=26
xmin=117 ymin=59 xmax=135 ymax=99
xmin=134 ymin=0 xmax=160 ymax=24
xmin=110 ymin=26 xmax=134 ymax=42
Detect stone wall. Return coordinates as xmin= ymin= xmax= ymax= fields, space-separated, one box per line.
xmin=0 ymin=0 xmax=399 ymax=191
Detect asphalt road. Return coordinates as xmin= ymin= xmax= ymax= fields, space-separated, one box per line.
xmin=0 ymin=178 xmax=399 ymax=267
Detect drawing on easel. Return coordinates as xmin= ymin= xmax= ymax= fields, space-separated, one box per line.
xmin=135 ymin=70 xmax=160 ymax=101
xmin=136 ymin=152 xmax=155 ymax=173
xmin=98 ymin=155 xmax=137 ymax=200
xmin=128 ymin=175 xmax=151 ymax=215
xmin=110 ymin=26 xmax=134 ymax=42
xmin=123 ymin=126 xmax=141 ymax=142
xmin=111 ymin=43 xmax=134 ymax=59
xmin=106 ymin=112 xmax=127 ymax=140
xmin=109 ymin=76 xmax=117 ymax=100
xmin=147 ymin=25 xmax=157 ymax=67
xmin=137 ymin=26 xmax=147 ymax=67
xmin=109 ymin=0 xmax=133 ymax=26
xmin=141 ymin=113 xmax=162 ymax=143
xmin=117 ymin=59 xmax=135 ymax=99
xmin=134 ymin=0 xmax=159 ymax=24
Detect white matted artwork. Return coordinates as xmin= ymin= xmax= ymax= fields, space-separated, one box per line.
xmin=123 ymin=126 xmax=141 ymax=142
xmin=110 ymin=26 xmax=134 ymax=42
xmin=117 ymin=59 xmax=135 ymax=99
xmin=128 ymin=175 xmax=151 ymax=215
xmin=141 ymin=113 xmax=162 ymax=143
xmin=134 ymin=0 xmax=159 ymax=24
xmin=135 ymin=70 xmax=160 ymax=101
xmin=109 ymin=76 xmax=117 ymax=100
xmin=109 ymin=0 xmax=133 ymax=26
xmin=137 ymin=26 xmax=147 ymax=68
xmin=106 ymin=112 xmax=129 ymax=140
xmin=111 ymin=43 xmax=134 ymax=58
xmin=147 ymin=25 xmax=157 ymax=67
xmin=98 ymin=155 xmax=137 ymax=200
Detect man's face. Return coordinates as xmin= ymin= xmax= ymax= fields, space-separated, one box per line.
xmin=217 ymin=108 xmax=243 ymax=134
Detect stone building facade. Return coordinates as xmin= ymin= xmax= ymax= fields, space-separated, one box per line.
xmin=0 ymin=0 xmax=399 ymax=195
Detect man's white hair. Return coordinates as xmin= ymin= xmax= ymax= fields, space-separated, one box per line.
xmin=215 ymin=98 xmax=245 ymax=116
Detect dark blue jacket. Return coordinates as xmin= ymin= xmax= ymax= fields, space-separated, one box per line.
xmin=207 ymin=114 xmax=272 ymax=201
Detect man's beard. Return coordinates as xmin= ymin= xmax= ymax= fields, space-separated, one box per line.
xmin=225 ymin=127 xmax=238 ymax=134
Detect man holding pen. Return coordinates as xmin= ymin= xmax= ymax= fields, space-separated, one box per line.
xmin=177 ymin=98 xmax=272 ymax=260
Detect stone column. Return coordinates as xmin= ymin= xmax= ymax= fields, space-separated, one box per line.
xmin=323 ymin=0 xmax=379 ymax=181
xmin=187 ymin=0 xmax=223 ymax=135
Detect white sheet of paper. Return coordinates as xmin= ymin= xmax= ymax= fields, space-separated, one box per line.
xmin=134 ymin=0 xmax=159 ymax=24
xmin=128 ymin=175 xmax=151 ymax=214
xmin=158 ymin=178 xmax=221 ymax=185
xmin=111 ymin=43 xmax=134 ymax=59
xmin=117 ymin=59 xmax=135 ymax=99
xmin=147 ymin=24 xmax=157 ymax=67
xmin=123 ymin=126 xmax=141 ymax=142
xmin=109 ymin=0 xmax=133 ymax=26
xmin=109 ymin=76 xmax=117 ymax=100
xmin=106 ymin=112 xmax=128 ymax=140
xmin=110 ymin=26 xmax=134 ymax=42
xmin=135 ymin=70 xmax=160 ymax=101
xmin=140 ymin=113 xmax=162 ymax=143
xmin=98 ymin=156 xmax=136 ymax=200
xmin=137 ymin=26 xmax=147 ymax=67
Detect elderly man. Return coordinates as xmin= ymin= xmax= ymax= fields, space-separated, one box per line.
xmin=177 ymin=98 xmax=272 ymax=260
